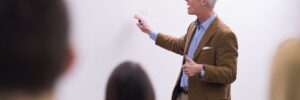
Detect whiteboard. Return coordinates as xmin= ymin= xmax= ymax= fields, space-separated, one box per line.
xmin=55 ymin=0 xmax=300 ymax=100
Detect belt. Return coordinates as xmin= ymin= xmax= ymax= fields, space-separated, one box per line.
xmin=179 ymin=87 xmax=189 ymax=94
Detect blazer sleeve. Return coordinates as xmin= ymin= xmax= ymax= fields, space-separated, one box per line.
xmin=155 ymin=33 xmax=186 ymax=55
xmin=154 ymin=23 xmax=194 ymax=55
xmin=201 ymin=32 xmax=238 ymax=84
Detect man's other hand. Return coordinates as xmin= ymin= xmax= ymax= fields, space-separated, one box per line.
xmin=182 ymin=55 xmax=204 ymax=77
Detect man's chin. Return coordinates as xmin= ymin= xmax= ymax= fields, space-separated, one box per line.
xmin=187 ymin=12 xmax=194 ymax=15
xmin=187 ymin=10 xmax=195 ymax=15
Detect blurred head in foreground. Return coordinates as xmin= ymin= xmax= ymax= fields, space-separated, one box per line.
xmin=106 ymin=61 xmax=155 ymax=100
xmin=0 ymin=0 xmax=73 ymax=99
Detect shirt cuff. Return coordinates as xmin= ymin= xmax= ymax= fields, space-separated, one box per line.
xmin=149 ymin=32 xmax=158 ymax=41
xmin=199 ymin=68 xmax=205 ymax=78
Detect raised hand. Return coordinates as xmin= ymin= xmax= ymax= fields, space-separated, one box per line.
xmin=134 ymin=15 xmax=152 ymax=35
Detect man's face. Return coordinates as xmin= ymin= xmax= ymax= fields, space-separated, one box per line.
xmin=186 ymin=0 xmax=203 ymax=15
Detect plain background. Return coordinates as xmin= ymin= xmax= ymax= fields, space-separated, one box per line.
xmin=55 ymin=0 xmax=300 ymax=100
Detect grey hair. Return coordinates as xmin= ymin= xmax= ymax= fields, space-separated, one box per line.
xmin=208 ymin=0 xmax=217 ymax=9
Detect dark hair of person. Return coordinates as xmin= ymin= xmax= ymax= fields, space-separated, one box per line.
xmin=0 ymin=0 xmax=69 ymax=94
xmin=106 ymin=61 xmax=155 ymax=100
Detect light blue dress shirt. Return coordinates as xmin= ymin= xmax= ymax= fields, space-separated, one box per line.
xmin=150 ymin=14 xmax=216 ymax=88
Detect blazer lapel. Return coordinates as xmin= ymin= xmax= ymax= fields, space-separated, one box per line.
xmin=192 ymin=17 xmax=219 ymax=60
xmin=183 ymin=22 xmax=197 ymax=56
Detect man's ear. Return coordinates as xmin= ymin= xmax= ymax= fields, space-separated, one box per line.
xmin=201 ymin=0 xmax=209 ymax=6
xmin=61 ymin=46 xmax=75 ymax=76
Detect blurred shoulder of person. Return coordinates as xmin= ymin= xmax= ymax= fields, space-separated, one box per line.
xmin=270 ymin=38 xmax=300 ymax=100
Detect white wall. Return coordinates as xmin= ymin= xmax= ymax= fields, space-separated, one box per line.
xmin=55 ymin=0 xmax=300 ymax=100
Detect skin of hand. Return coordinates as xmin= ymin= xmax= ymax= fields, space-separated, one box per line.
xmin=182 ymin=55 xmax=204 ymax=77
xmin=134 ymin=15 xmax=152 ymax=35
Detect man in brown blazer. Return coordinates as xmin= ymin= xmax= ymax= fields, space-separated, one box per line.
xmin=135 ymin=0 xmax=238 ymax=99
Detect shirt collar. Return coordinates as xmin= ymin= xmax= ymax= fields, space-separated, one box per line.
xmin=195 ymin=13 xmax=217 ymax=30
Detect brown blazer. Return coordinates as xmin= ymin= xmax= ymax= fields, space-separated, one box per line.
xmin=270 ymin=39 xmax=300 ymax=100
xmin=155 ymin=17 xmax=238 ymax=100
